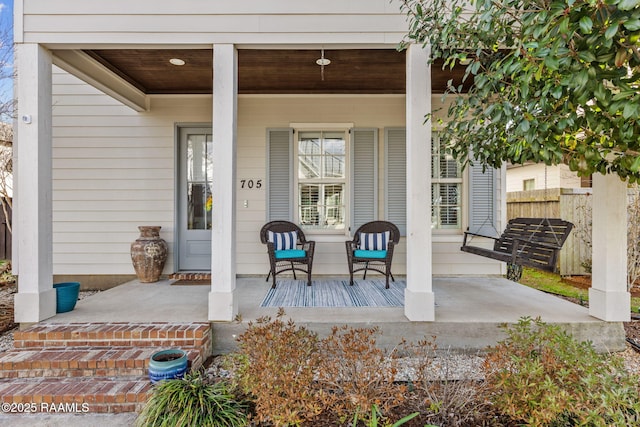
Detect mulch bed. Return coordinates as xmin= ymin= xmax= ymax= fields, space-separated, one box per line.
xmin=0 ymin=282 xmax=16 ymax=335
xmin=563 ymin=275 xmax=640 ymax=297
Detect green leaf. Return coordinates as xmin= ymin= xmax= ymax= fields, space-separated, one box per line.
xmin=578 ymin=51 xmax=596 ymax=62
xmin=623 ymin=18 xmax=640 ymax=31
xmin=618 ymin=0 xmax=640 ymax=11
xmin=545 ymin=56 xmax=560 ymax=70
xmin=605 ymin=24 xmax=619 ymax=40
xmin=631 ymin=155 xmax=640 ymax=172
xmin=623 ymin=102 xmax=639 ymax=119
xmin=559 ymin=17 xmax=570 ymax=34
xmin=579 ymin=16 xmax=593 ymax=34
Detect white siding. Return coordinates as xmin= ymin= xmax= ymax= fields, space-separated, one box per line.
xmin=506 ymin=163 xmax=581 ymax=192
xmin=51 ymin=66 xmax=211 ymax=275
xmin=20 ymin=0 xmax=406 ymax=45
xmin=51 ymin=67 xmax=502 ymax=277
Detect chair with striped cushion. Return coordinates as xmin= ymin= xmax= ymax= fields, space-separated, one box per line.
xmin=260 ymin=221 xmax=316 ymax=288
xmin=345 ymin=221 xmax=400 ymax=289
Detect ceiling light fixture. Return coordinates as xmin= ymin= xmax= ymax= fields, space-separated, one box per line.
xmin=316 ymin=49 xmax=330 ymax=81
xmin=169 ymin=58 xmax=186 ymax=66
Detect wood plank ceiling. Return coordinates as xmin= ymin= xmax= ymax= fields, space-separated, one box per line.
xmin=85 ymin=49 xmax=468 ymax=95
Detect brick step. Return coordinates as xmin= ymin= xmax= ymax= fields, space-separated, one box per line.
xmin=13 ymin=322 xmax=211 ymax=352
xmin=0 ymin=347 xmax=204 ymax=379
xmin=0 ymin=376 xmax=153 ymax=414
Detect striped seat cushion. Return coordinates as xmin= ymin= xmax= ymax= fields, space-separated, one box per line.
xmin=358 ymin=231 xmax=390 ymax=251
xmin=268 ymin=231 xmax=298 ymax=250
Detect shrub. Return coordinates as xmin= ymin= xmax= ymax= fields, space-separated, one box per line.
xmin=484 ymin=316 xmax=640 ymax=426
xmin=315 ymin=325 xmax=408 ymax=425
xmin=234 ymin=309 xmax=322 ymax=426
xmin=352 ymin=404 xmax=421 ymax=427
xmin=399 ymin=339 xmax=491 ymax=427
xmin=135 ymin=370 xmax=247 ymax=427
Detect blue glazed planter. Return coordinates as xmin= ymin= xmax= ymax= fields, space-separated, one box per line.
xmin=148 ymin=349 xmax=188 ymax=384
xmin=53 ymin=282 xmax=80 ymax=313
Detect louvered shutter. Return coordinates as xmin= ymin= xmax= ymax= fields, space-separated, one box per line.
xmin=468 ymin=161 xmax=498 ymax=236
xmin=350 ymin=128 xmax=378 ymax=232
xmin=266 ymin=128 xmax=293 ymax=221
xmin=385 ymin=128 xmax=407 ymax=236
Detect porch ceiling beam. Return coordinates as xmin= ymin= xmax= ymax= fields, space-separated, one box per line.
xmin=51 ymin=50 xmax=149 ymax=112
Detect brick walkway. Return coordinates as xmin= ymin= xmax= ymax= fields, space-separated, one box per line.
xmin=0 ymin=322 xmax=211 ymax=414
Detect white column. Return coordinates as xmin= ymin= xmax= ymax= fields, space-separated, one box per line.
xmin=589 ymin=173 xmax=630 ymax=321
xmin=13 ymin=44 xmax=56 ymax=323
xmin=209 ymin=44 xmax=238 ymax=321
xmin=404 ymin=44 xmax=435 ymax=321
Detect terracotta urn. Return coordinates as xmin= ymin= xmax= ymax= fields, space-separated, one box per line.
xmin=131 ymin=226 xmax=168 ymax=283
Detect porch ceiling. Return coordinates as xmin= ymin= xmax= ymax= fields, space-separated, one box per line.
xmin=83 ymin=48 xmax=468 ymax=95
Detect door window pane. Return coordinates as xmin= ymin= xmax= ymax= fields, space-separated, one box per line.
xmin=187 ymin=134 xmax=213 ymax=230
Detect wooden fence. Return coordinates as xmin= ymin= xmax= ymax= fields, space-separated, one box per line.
xmin=0 ymin=200 xmax=10 ymax=260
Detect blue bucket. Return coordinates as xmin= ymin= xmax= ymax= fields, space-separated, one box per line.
xmin=53 ymin=282 xmax=80 ymax=313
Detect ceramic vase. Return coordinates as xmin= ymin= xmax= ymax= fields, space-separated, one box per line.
xmin=131 ymin=226 xmax=168 ymax=283
xmin=148 ymin=349 xmax=188 ymax=384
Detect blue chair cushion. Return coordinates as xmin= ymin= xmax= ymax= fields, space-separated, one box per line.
xmin=268 ymin=231 xmax=297 ymax=250
xmin=354 ymin=249 xmax=387 ymax=259
xmin=275 ymin=249 xmax=307 ymax=259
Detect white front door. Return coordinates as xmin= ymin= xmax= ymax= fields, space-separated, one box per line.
xmin=178 ymin=127 xmax=213 ymax=271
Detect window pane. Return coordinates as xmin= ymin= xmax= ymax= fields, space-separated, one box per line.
xmin=440 ymin=155 xmax=460 ymax=178
xmin=323 ymin=184 xmax=345 ymax=227
xmin=324 ymin=133 xmax=345 ymax=179
xmin=431 ymin=183 xmax=461 ymax=229
xmin=432 ymin=135 xmax=460 ymax=179
xmin=187 ymin=134 xmax=212 ymax=230
xmin=523 ymin=179 xmax=535 ymax=191
xmin=298 ymin=183 xmax=345 ymax=230
xmin=299 ymin=134 xmax=322 ymax=179
xmin=188 ymin=182 xmax=212 ymax=230
xmin=299 ymin=184 xmax=320 ymax=226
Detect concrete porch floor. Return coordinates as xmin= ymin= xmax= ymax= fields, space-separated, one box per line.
xmin=47 ymin=276 xmax=626 ymax=354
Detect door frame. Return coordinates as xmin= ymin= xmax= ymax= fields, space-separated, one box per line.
xmin=174 ymin=122 xmax=213 ymax=271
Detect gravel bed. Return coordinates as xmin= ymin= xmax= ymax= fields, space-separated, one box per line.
xmin=0 ymin=289 xmax=100 ymax=354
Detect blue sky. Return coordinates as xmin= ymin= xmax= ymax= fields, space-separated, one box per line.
xmin=0 ymin=0 xmax=13 ymax=122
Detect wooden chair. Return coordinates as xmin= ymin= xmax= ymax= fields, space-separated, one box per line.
xmin=260 ymin=221 xmax=315 ymax=288
xmin=461 ymin=217 xmax=573 ymax=281
xmin=345 ymin=221 xmax=400 ymax=289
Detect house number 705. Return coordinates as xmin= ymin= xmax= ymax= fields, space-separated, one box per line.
xmin=240 ymin=179 xmax=262 ymax=189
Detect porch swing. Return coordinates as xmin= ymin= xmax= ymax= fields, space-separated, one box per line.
xmin=460 ymin=165 xmax=574 ymax=281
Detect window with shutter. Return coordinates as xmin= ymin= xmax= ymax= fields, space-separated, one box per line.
xmin=267 ymin=126 xmax=380 ymax=234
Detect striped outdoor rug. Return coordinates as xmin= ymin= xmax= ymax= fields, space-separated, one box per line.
xmin=260 ymin=278 xmax=405 ymax=308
